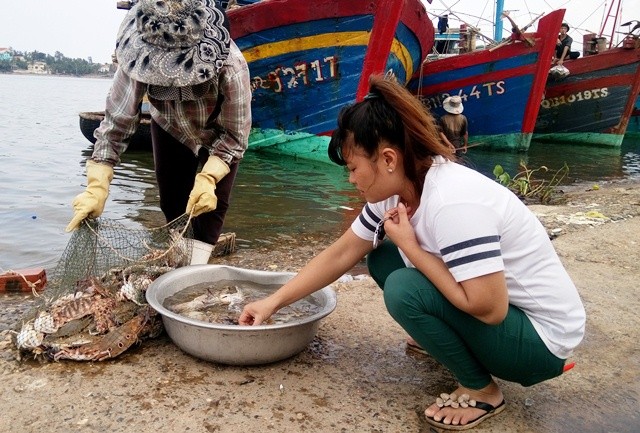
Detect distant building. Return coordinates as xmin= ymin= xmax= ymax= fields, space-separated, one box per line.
xmin=0 ymin=48 xmax=12 ymax=61
xmin=27 ymin=61 xmax=49 ymax=74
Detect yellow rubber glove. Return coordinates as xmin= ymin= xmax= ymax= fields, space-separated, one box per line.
xmin=186 ymin=155 xmax=230 ymax=217
xmin=65 ymin=161 xmax=114 ymax=232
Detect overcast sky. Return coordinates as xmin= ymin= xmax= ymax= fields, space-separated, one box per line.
xmin=0 ymin=0 xmax=638 ymax=64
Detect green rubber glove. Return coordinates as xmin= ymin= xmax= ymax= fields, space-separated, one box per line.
xmin=65 ymin=161 xmax=114 ymax=232
xmin=186 ymin=155 xmax=230 ymax=217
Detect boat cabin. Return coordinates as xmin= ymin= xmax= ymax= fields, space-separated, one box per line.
xmin=429 ymin=25 xmax=481 ymax=60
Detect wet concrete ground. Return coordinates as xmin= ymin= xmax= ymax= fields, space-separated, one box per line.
xmin=0 ymin=181 xmax=638 ymax=432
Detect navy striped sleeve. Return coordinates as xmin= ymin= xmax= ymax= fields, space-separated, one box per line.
xmin=441 ymin=235 xmax=502 ymax=269
xmin=359 ymin=203 xmax=381 ymax=232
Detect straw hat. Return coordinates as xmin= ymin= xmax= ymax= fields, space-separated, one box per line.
xmin=443 ymin=96 xmax=464 ymax=114
xmin=115 ymin=0 xmax=230 ymax=87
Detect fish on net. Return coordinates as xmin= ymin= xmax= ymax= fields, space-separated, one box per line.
xmin=12 ymin=214 xmax=234 ymax=362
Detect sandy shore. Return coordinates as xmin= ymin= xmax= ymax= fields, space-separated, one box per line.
xmin=1 ymin=180 xmax=639 ymax=433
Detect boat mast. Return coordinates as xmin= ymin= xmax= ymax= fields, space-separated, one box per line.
xmin=599 ymin=0 xmax=622 ymax=48
xmin=494 ymin=0 xmax=505 ymax=41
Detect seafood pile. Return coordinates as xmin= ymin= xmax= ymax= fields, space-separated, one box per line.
xmin=12 ymin=240 xmax=191 ymax=362
xmin=10 ymin=217 xmax=200 ymax=361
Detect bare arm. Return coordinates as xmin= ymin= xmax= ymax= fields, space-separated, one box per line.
xmin=384 ymin=203 xmax=509 ymax=324
xmin=239 ymin=229 xmax=372 ymax=325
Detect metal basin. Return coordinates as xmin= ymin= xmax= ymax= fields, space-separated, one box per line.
xmin=146 ymin=265 xmax=337 ymax=365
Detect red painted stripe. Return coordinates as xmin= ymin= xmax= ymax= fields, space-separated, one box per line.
xmin=620 ymin=65 xmax=640 ymax=132
xmin=556 ymin=48 xmax=640 ymax=76
xmin=521 ymin=9 xmax=565 ymax=131
xmin=228 ymin=0 xmax=377 ymax=37
xmin=356 ymin=0 xmax=404 ymax=100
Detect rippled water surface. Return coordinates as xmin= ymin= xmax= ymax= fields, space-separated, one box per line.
xmin=1 ymin=74 xmax=639 ymax=271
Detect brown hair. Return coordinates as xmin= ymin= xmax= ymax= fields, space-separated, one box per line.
xmin=328 ymin=74 xmax=454 ymax=194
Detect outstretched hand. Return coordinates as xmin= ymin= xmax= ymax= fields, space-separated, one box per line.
xmin=238 ymin=298 xmax=277 ymax=326
xmin=382 ymin=203 xmax=419 ymax=251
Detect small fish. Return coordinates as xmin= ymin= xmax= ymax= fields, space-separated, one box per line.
xmin=168 ymin=286 xmax=244 ymax=314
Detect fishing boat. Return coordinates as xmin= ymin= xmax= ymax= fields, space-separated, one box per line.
xmin=79 ymin=0 xmax=434 ymax=161
xmin=227 ymin=0 xmax=434 ymax=162
xmin=79 ymin=110 xmax=151 ymax=151
xmin=627 ymin=95 xmax=640 ymax=136
xmin=533 ymin=39 xmax=640 ymax=147
xmin=533 ymin=1 xmax=640 ymax=147
xmin=406 ymin=8 xmax=566 ymax=152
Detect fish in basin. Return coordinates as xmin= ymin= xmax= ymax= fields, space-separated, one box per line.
xmin=164 ymin=282 xmax=323 ymax=325
xmin=165 ymin=285 xmax=245 ymax=323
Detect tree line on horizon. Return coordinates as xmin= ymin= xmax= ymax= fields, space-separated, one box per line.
xmin=0 ymin=49 xmax=114 ymax=75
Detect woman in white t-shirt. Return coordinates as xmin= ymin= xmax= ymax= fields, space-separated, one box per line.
xmin=239 ymin=75 xmax=585 ymax=431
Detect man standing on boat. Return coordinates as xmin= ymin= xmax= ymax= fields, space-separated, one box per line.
xmin=66 ymin=0 xmax=251 ymax=246
xmin=553 ymin=23 xmax=573 ymax=65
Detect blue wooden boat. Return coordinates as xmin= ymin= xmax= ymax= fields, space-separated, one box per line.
xmin=533 ymin=37 xmax=640 ymax=147
xmin=227 ymin=0 xmax=434 ymax=163
xmin=406 ymin=9 xmax=566 ymax=152
xmin=79 ymin=0 xmax=434 ymax=160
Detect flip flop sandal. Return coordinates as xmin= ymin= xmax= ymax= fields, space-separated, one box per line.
xmin=425 ymin=393 xmax=506 ymax=431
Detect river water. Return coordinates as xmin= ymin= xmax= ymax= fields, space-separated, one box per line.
xmin=1 ymin=74 xmax=639 ymax=272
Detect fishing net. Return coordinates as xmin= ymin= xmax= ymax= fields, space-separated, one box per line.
xmin=47 ymin=214 xmax=193 ymax=298
xmin=13 ymin=214 xmax=236 ymax=362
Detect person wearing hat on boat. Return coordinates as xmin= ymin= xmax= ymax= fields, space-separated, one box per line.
xmin=239 ymin=75 xmax=585 ymax=430
xmin=66 ymin=0 xmax=251 ymax=246
xmin=439 ymin=95 xmax=468 ymax=154
xmin=553 ymin=22 xmax=573 ymax=65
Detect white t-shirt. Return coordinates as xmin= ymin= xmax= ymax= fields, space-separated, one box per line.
xmin=351 ymin=157 xmax=585 ymax=359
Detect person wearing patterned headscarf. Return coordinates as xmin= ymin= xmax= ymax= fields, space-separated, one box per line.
xmin=67 ymin=0 xmax=251 ymax=247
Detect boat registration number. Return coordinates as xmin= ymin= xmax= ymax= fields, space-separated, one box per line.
xmin=250 ymin=56 xmax=338 ymax=93
xmin=420 ymin=81 xmax=506 ymax=110
xmin=540 ymin=88 xmax=609 ymax=109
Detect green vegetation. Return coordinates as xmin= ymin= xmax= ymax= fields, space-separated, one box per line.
xmin=0 ymin=49 xmax=113 ymax=76
xmin=0 ymin=59 xmax=11 ymax=72
xmin=493 ymin=161 xmax=569 ymax=204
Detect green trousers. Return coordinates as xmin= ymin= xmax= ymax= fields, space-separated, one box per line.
xmin=367 ymin=241 xmax=566 ymax=389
